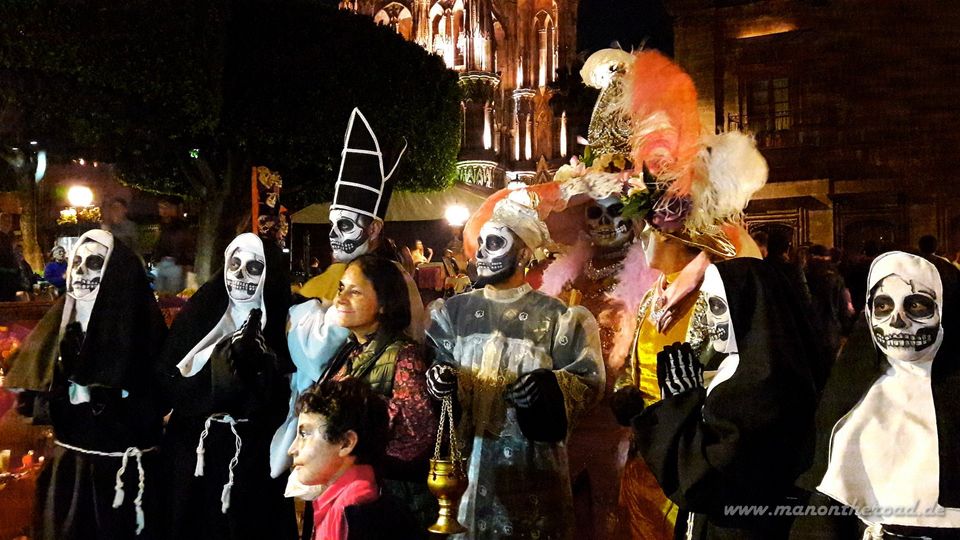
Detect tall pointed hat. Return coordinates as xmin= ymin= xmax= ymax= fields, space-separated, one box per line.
xmin=330 ymin=108 xmax=407 ymax=220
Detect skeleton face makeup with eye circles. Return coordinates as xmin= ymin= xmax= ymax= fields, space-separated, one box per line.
xmin=70 ymin=241 xmax=108 ymax=299
xmin=226 ymin=248 xmax=265 ymax=303
xmin=870 ymin=275 xmax=940 ymax=362
xmin=586 ymin=196 xmax=632 ymax=248
xmin=328 ymin=209 xmax=373 ymax=263
xmin=475 ymin=221 xmax=520 ymax=285
xmin=700 ymin=265 xmax=737 ymax=354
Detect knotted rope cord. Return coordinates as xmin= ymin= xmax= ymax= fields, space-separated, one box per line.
xmin=54 ymin=440 xmax=156 ymax=535
xmin=193 ymin=413 xmax=248 ymax=513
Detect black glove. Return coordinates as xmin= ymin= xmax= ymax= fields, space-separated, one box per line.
xmin=227 ymin=309 xmax=271 ymax=381
xmin=611 ymin=386 xmax=646 ymax=426
xmin=656 ymin=342 xmax=703 ymax=399
xmin=426 ymin=363 xmax=458 ymax=400
xmin=504 ymin=368 xmax=568 ymax=442
xmin=88 ymin=386 xmax=124 ymax=416
xmin=57 ymin=321 xmax=85 ymax=378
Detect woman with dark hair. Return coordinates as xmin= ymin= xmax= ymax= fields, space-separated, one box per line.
xmin=311 ymin=254 xmax=437 ymax=536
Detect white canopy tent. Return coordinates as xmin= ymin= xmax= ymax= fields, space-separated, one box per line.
xmin=292 ymin=183 xmax=489 ymax=224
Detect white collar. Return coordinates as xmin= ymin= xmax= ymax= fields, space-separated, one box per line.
xmin=482 ymin=283 xmax=533 ymax=302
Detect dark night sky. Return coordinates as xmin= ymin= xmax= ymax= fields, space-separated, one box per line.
xmin=576 ymin=0 xmax=673 ymax=57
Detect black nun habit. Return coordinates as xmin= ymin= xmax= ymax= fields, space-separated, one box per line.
xmin=5 ymin=229 xmax=168 ymax=540
xmin=792 ymin=252 xmax=960 ymax=540
xmin=632 ymin=257 xmax=820 ymax=540
xmin=159 ymin=233 xmax=295 ymax=540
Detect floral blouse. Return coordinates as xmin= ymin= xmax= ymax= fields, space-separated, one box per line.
xmin=334 ymin=340 xmax=437 ymax=467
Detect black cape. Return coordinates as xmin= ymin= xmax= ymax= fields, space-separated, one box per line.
xmin=159 ymin=238 xmax=296 ymax=540
xmin=6 ymin=236 xmax=168 ymax=540
xmin=633 ymin=258 xmax=820 ymax=540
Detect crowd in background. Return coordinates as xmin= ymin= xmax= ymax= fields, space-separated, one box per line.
xmin=0 ymin=196 xmax=197 ymax=302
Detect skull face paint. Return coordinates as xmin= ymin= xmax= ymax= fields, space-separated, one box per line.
xmin=586 ymin=196 xmax=632 ymax=248
xmin=870 ymin=275 xmax=940 ymax=362
xmin=226 ymin=248 xmax=265 ymax=303
xmin=70 ymin=241 xmax=109 ymax=299
xmin=700 ymin=265 xmax=737 ymax=354
xmin=475 ymin=221 xmax=519 ymax=285
xmin=328 ymin=209 xmax=373 ymax=263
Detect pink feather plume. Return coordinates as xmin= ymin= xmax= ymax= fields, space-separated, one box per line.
xmin=539 ymin=237 xmax=592 ymax=296
xmin=606 ymin=241 xmax=660 ymax=369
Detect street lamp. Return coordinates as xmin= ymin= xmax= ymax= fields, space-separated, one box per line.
xmin=444 ymin=203 xmax=470 ymax=270
xmin=444 ymin=204 xmax=469 ymax=227
xmin=59 ymin=185 xmax=100 ymax=240
xmin=66 ymin=185 xmax=94 ymax=207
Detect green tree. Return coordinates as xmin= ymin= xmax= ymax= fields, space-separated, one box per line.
xmin=0 ymin=105 xmax=44 ymax=272
xmin=0 ymin=0 xmax=461 ymax=281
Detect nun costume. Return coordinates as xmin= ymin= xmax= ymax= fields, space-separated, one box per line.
xmin=5 ymin=229 xmax=167 ymax=539
xmin=160 ymin=233 xmax=296 ymax=540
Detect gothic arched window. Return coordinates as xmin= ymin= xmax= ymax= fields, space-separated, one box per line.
xmin=534 ymin=11 xmax=556 ymax=87
xmin=428 ymin=0 xmax=465 ymax=70
xmin=374 ymin=3 xmax=413 ymax=40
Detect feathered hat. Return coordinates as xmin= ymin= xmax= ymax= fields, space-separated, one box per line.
xmin=581 ymin=48 xmax=636 ymax=159
xmin=616 ymin=51 xmax=767 ymax=258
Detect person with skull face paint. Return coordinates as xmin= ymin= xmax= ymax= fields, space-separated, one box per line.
xmin=596 ymin=49 xmax=771 ymax=540
xmin=5 ymin=229 xmax=168 ymax=540
xmin=543 ymin=190 xmax=640 ymax=540
xmin=425 ymin=190 xmax=605 ymax=539
xmin=275 ymin=110 xmax=425 ymax=529
xmin=159 ymin=232 xmax=296 ymax=540
xmin=791 ymin=252 xmax=960 ymax=539
xmin=531 ymin=50 xmax=647 ymax=537
xmin=630 ymin=258 xmax=820 ymax=540
xmin=298 ymin=108 xmax=405 ymax=302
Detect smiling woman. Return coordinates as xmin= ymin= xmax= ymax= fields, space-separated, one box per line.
xmin=334 ymin=264 xmax=383 ymax=338
xmin=311 ymin=255 xmax=437 ymax=537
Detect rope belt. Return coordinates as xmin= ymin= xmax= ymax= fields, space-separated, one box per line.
xmin=54 ymin=440 xmax=157 ymax=535
xmin=194 ymin=413 xmax=248 ymax=514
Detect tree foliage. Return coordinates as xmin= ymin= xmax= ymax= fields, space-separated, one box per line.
xmin=0 ymin=0 xmax=462 ymax=280
xmin=0 ymin=0 xmax=462 ymax=205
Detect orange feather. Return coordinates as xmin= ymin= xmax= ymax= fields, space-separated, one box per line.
xmin=628 ymin=50 xmax=701 ymax=196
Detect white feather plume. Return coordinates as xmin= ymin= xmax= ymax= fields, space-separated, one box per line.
xmin=686 ymin=131 xmax=768 ymax=231
xmin=580 ymin=48 xmax=635 ymax=89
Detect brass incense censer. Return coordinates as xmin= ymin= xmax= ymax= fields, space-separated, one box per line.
xmin=427 ymin=395 xmax=467 ymax=535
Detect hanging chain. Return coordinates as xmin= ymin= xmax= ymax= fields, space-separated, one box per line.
xmin=433 ymin=395 xmax=447 ymax=460
xmin=445 ymin=396 xmax=462 ymax=464
xmin=432 ymin=395 xmax=463 ymax=473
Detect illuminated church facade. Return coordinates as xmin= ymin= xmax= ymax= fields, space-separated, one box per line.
xmin=343 ymin=0 xmax=579 ymax=189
